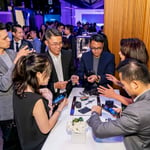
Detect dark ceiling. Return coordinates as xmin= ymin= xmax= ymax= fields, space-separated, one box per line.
xmin=63 ymin=0 xmax=104 ymax=9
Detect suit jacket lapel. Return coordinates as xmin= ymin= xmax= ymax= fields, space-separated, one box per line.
xmin=20 ymin=40 xmax=23 ymax=48
xmin=88 ymin=51 xmax=93 ymax=71
xmin=19 ymin=40 xmax=25 ymax=49
xmin=6 ymin=50 xmax=15 ymax=62
xmin=98 ymin=52 xmax=105 ymax=73
xmin=10 ymin=41 xmax=14 ymax=50
xmin=61 ymin=52 xmax=66 ymax=80
xmin=0 ymin=50 xmax=13 ymax=72
xmin=0 ymin=57 xmax=8 ymax=72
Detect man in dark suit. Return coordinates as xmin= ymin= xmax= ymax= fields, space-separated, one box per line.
xmin=44 ymin=28 xmax=79 ymax=98
xmin=77 ymin=34 xmax=115 ymax=89
xmin=76 ymin=21 xmax=83 ymax=36
xmin=87 ymin=60 xmax=150 ymax=150
xmin=9 ymin=24 xmax=33 ymax=52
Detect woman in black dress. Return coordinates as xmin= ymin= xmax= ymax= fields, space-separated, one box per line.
xmin=12 ymin=53 xmax=67 ymax=150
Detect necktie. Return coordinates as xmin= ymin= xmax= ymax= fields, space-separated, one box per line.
xmin=16 ymin=42 xmax=19 ymax=52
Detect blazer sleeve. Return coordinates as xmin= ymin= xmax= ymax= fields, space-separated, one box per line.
xmin=98 ymin=53 xmax=115 ymax=85
xmin=87 ymin=107 xmax=140 ymax=138
xmin=27 ymin=40 xmax=33 ymax=49
xmin=77 ymin=54 xmax=86 ymax=80
xmin=0 ymin=63 xmax=15 ymax=92
xmin=21 ymin=40 xmax=33 ymax=49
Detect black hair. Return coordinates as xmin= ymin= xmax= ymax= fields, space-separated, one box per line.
xmin=56 ymin=23 xmax=64 ymax=29
xmin=98 ymin=32 xmax=110 ymax=52
xmin=12 ymin=24 xmax=22 ymax=33
xmin=45 ymin=28 xmax=62 ymax=40
xmin=65 ymin=25 xmax=74 ymax=34
xmin=0 ymin=22 xmax=6 ymax=30
xmin=5 ymin=22 xmax=13 ymax=31
xmin=118 ymin=59 xmax=150 ymax=84
xmin=90 ymin=34 xmax=104 ymax=43
xmin=12 ymin=53 xmax=52 ymax=97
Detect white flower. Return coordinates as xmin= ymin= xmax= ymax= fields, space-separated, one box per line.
xmin=67 ymin=119 xmax=87 ymax=134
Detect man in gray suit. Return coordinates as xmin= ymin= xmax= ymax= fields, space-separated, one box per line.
xmin=0 ymin=22 xmax=32 ymax=150
xmin=87 ymin=60 xmax=150 ymax=150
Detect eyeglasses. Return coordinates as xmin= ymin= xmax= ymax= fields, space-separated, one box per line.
xmin=91 ymin=47 xmax=103 ymax=51
xmin=50 ymin=42 xmax=63 ymax=47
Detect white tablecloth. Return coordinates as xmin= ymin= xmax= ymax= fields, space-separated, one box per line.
xmin=42 ymin=87 xmax=126 ymax=150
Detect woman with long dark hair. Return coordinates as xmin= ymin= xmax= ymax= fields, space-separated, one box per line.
xmin=12 ymin=53 xmax=67 ymax=150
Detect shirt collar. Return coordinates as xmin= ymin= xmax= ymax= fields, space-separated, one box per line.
xmin=14 ymin=40 xmax=21 ymax=44
xmin=133 ymin=89 xmax=150 ymax=102
xmin=66 ymin=34 xmax=71 ymax=39
xmin=48 ymin=50 xmax=61 ymax=59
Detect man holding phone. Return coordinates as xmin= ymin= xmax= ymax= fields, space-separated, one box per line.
xmin=77 ymin=34 xmax=115 ymax=89
xmin=9 ymin=24 xmax=33 ymax=52
xmin=45 ymin=28 xmax=79 ymax=99
xmin=87 ymin=60 xmax=150 ymax=150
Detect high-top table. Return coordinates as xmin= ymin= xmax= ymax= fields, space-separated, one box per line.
xmin=42 ymin=87 xmax=126 ymax=150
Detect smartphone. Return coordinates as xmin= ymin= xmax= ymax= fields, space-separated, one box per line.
xmin=52 ymin=93 xmax=66 ymax=105
xmin=70 ymin=96 xmax=76 ymax=115
xmin=78 ymin=106 xmax=91 ymax=114
xmin=20 ymin=43 xmax=32 ymax=50
xmin=105 ymin=100 xmax=114 ymax=108
xmin=102 ymin=104 xmax=119 ymax=117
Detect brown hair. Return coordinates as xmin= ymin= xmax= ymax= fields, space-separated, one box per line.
xmin=120 ymin=38 xmax=149 ymax=65
xmin=12 ymin=53 xmax=52 ymax=97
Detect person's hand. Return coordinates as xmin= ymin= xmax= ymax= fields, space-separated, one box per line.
xmin=54 ymin=81 xmax=68 ymax=90
xmin=87 ymin=75 xmax=98 ymax=83
xmin=14 ymin=45 xmax=34 ymax=64
xmin=91 ymin=105 xmax=102 ymax=115
xmin=112 ymin=107 xmax=122 ymax=114
xmin=98 ymin=84 xmax=117 ymax=99
xmin=57 ymin=98 xmax=68 ymax=111
xmin=70 ymin=75 xmax=79 ymax=85
xmin=106 ymin=74 xmax=120 ymax=86
xmin=113 ymin=107 xmax=122 ymax=118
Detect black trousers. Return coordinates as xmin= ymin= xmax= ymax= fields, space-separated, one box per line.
xmin=0 ymin=120 xmax=21 ymax=150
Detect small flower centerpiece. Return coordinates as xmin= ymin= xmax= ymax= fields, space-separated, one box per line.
xmin=67 ymin=117 xmax=88 ymax=143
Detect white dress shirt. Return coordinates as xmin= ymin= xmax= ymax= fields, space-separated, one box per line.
xmin=13 ymin=40 xmax=21 ymax=52
xmin=48 ymin=50 xmax=66 ymax=93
